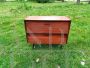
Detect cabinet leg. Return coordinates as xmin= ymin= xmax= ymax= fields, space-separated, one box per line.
xmin=33 ymin=44 xmax=35 ymax=49
xmin=60 ymin=45 xmax=63 ymax=49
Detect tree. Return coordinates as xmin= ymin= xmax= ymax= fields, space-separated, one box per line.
xmin=36 ymin=0 xmax=55 ymax=3
xmin=77 ymin=0 xmax=80 ymax=4
xmin=88 ymin=0 xmax=90 ymax=4
xmin=62 ymin=0 xmax=64 ymax=2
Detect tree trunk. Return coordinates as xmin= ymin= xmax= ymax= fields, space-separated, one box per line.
xmin=77 ymin=0 xmax=80 ymax=4
xmin=62 ymin=0 xmax=64 ymax=2
xmin=88 ymin=1 xmax=90 ymax=4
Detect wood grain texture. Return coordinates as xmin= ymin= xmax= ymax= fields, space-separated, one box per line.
xmin=25 ymin=16 xmax=71 ymax=21
xmin=27 ymin=34 xmax=67 ymax=44
xmin=25 ymin=21 xmax=70 ymax=34
xmin=24 ymin=16 xmax=71 ymax=45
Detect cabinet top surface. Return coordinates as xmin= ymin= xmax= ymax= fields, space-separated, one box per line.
xmin=25 ymin=16 xmax=71 ymax=21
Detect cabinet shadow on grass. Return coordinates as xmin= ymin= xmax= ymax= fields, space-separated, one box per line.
xmin=32 ymin=44 xmax=64 ymax=50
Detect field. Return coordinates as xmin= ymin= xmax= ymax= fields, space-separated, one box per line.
xmin=0 ymin=2 xmax=90 ymax=68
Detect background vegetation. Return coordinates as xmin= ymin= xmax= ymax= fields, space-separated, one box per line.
xmin=0 ymin=0 xmax=90 ymax=4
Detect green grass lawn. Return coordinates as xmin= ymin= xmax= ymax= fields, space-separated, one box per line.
xmin=0 ymin=2 xmax=90 ymax=68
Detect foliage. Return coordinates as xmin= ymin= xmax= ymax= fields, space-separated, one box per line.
xmin=0 ymin=0 xmax=6 ymax=2
xmin=36 ymin=0 xmax=55 ymax=3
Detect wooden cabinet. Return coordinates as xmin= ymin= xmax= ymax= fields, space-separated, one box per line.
xmin=24 ymin=16 xmax=71 ymax=45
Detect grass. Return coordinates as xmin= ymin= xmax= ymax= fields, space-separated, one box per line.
xmin=0 ymin=2 xmax=90 ymax=68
